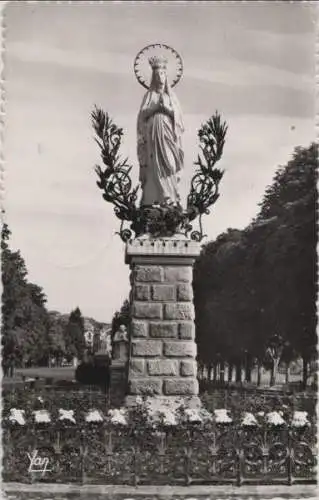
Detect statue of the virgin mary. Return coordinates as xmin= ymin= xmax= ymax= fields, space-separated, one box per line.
xmin=137 ymin=55 xmax=184 ymax=207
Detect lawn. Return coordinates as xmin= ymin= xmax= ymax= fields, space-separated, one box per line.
xmin=13 ymin=366 xmax=75 ymax=380
xmin=2 ymin=367 xmax=76 ymax=390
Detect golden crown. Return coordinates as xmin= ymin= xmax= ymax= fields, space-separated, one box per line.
xmin=149 ymin=55 xmax=168 ymax=70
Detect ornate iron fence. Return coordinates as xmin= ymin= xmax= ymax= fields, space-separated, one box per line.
xmin=2 ymin=423 xmax=316 ymax=486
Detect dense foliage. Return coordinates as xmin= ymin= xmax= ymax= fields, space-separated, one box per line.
xmin=1 ymin=224 xmax=49 ymax=367
xmin=1 ymin=225 xmax=89 ymax=368
xmin=194 ymin=143 xmax=317 ymax=387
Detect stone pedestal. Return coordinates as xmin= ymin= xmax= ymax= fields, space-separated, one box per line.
xmin=125 ymin=237 xmax=201 ymax=405
xmin=110 ymin=360 xmax=128 ymax=406
xmin=113 ymin=337 xmax=129 ymax=362
xmin=109 ymin=328 xmax=129 ymax=406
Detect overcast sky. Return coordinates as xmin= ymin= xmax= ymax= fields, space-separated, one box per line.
xmin=3 ymin=1 xmax=316 ymax=322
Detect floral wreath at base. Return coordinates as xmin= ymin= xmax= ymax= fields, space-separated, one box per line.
xmin=92 ymin=107 xmax=227 ymax=242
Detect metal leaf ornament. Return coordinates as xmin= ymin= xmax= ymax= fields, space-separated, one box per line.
xmin=186 ymin=111 xmax=228 ymax=241
xmin=92 ymin=106 xmax=139 ymax=241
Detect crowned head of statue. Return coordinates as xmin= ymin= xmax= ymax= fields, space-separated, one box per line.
xmin=149 ymin=55 xmax=168 ymax=90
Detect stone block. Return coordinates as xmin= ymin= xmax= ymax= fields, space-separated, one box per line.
xmin=180 ymin=360 xmax=197 ymax=377
xmin=176 ymin=283 xmax=193 ymax=301
xmin=147 ymin=359 xmax=178 ymax=376
xmin=164 ymin=341 xmax=196 ymax=358
xmin=149 ymin=322 xmax=178 ymax=338
xmin=164 ymin=266 xmax=192 ymax=283
xmin=133 ymin=302 xmax=162 ymax=319
xmin=129 ymin=359 xmax=145 ymax=376
xmin=131 ymin=340 xmax=162 ymax=357
xmin=178 ymin=322 xmax=195 ymax=340
xmin=164 ymin=303 xmax=194 ymax=320
xmin=163 ymin=378 xmax=199 ymax=395
xmin=134 ymin=284 xmax=150 ymax=301
xmin=131 ymin=320 xmax=148 ymax=338
xmin=129 ymin=378 xmax=163 ymax=395
xmin=152 ymin=284 xmax=175 ymax=301
xmin=135 ymin=265 xmax=163 ymax=282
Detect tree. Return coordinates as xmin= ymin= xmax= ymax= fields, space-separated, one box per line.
xmin=64 ymin=307 xmax=86 ymax=360
xmin=1 ymin=223 xmax=50 ymax=367
xmin=46 ymin=312 xmax=66 ymax=365
xmin=254 ymin=143 xmax=317 ymax=387
xmin=264 ymin=335 xmax=284 ymax=386
xmin=193 ymin=143 xmax=317 ymax=388
xmin=193 ymin=228 xmax=256 ymax=378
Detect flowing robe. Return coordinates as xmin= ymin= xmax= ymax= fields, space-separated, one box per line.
xmin=137 ymin=89 xmax=184 ymax=206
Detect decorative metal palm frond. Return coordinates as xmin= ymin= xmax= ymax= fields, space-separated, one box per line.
xmin=92 ymin=106 xmax=139 ymax=240
xmin=186 ymin=112 xmax=227 ymax=241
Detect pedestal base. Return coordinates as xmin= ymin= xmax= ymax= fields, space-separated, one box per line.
xmin=125 ymin=237 xmax=201 ymax=402
xmin=125 ymin=395 xmax=202 ymax=409
xmin=110 ymin=360 xmax=127 ymax=406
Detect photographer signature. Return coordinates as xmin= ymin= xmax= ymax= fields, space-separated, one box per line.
xmin=27 ymin=449 xmax=52 ymax=476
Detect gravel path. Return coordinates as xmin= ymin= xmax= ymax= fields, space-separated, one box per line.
xmin=3 ymin=484 xmax=317 ymax=500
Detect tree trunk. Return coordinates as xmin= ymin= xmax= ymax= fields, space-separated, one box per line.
xmin=235 ymin=362 xmax=242 ymax=383
xmin=285 ymin=362 xmax=290 ymax=386
xmin=302 ymin=357 xmax=308 ymax=389
xmin=270 ymin=358 xmax=279 ymax=387
xmin=257 ymin=362 xmax=262 ymax=387
xmin=220 ymin=360 xmax=225 ymax=384
xmin=213 ymin=364 xmax=217 ymax=382
xmin=228 ymin=363 xmax=233 ymax=383
xmin=245 ymin=355 xmax=252 ymax=383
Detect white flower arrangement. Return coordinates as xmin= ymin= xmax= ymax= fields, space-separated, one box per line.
xmin=183 ymin=407 xmax=213 ymax=424
xmin=157 ymin=408 xmax=178 ymax=426
xmin=33 ymin=410 xmax=51 ymax=424
xmin=214 ymin=409 xmax=232 ymax=424
xmin=85 ymin=409 xmax=104 ymax=423
xmin=5 ymin=402 xmax=313 ymax=431
xmin=135 ymin=396 xmax=143 ymax=406
xmin=59 ymin=409 xmax=76 ymax=424
xmin=137 ymin=397 xmax=214 ymax=427
xmin=108 ymin=408 xmax=128 ymax=426
xmin=8 ymin=408 xmax=25 ymax=426
xmin=199 ymin=407 xmax=214 ymax=423
xmin=183 ymin=408 xmax=202 ymax=423
xmin=242 ymin=412 xmax=258 ymax=427
xmin=142 ymin=397 xmax=179 ymax=426
xmin=266 ymin=411 xmax=286 ymax=426
xmin=144 ymin=402 xmax=177 ymax=427
xmin=291 ymin=411 xmax=310 ymax=428
xmin=146 ymin=408 xmax=177 ymax=427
